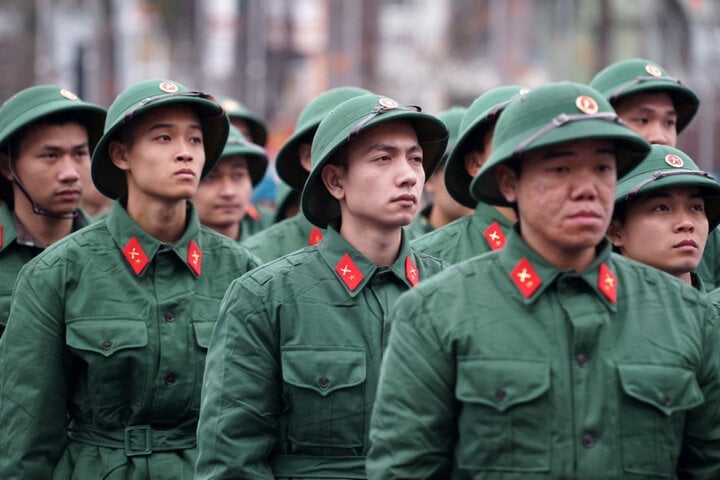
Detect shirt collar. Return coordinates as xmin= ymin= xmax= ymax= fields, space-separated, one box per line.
xmin=0 ymin=203 xmax=90 ymax=251
xmin=318 ymin=225 xmax=421 ymax=297
xmin=107 ymin=200 xmax=204 ymax=277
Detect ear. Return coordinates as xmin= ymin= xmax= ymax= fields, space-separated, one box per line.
xmin=320 ymin=164 xmax=345 ymax=201
xmin=495 ymin=164 xmax=519 ymax=204
xmin=607 ymin=219 xmax=625 ymax=249
xmin=108 ymin=140 xmax=130 ymax=172
xmin=0 ymin=153 xmax=12 ymax=181
xmin=298 ymin=143 xmax=313 ymax=174
xmin=464 ymin=151 xmax=485 ymax=178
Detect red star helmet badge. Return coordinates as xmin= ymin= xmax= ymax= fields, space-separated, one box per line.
xmin=483 ymin=221 xmax=506 ymax=250
xmin=308 ymin=227 xmax=324 ymax=246
xmin=575 ymin=95 xmax=599 ymax=114
xmin=405 ymin=256 xmax=419 ymax=286
xmin=665 ymin=154 xmax=684 ymax=168
xmin=510 ymin=258 xmax=542 ymax=298
xmin=335 ymin=253 xmax=363 ymax=291
xmin=598 ymin=262 xmax=617 ymax=303
xmin=246 ymin=204 xmax=261 ymax=221
xmin=122 ymin=237 xmax=149 ymax=275
xmin=645 ymin=64 xmax=663 ymax=77
xmin=187 ymin=240 xmax=202 ymax=276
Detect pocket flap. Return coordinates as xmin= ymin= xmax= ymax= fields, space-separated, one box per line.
xmin=618 ymin=364 xmax=704 ymax=416
xmin=67 ymin=319 xmax=148 ymax=357
xmin=192 ymin=322 xmax=214 ymax=349
xmin=281 ymin=348 xmax=366 ymax=396
xmin=456 ymin=358 xmax=550 ymax=412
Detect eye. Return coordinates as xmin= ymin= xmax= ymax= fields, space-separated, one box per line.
xmin=652 ymin=204 xmax=670 ymax=212
xmin=190 ymin=136 xmax=203 ymax=145
xmin=665 ymin=119 xmax=677 ymax=128
xmin=410 ymin=155 xmax=423 ymax=164
xmin=691 ymin=203 xmax=705 ymax=213
xmin=156 ymin=134 xmax=172 ymax=142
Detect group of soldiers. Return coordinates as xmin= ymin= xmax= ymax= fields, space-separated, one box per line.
xmin=0 ymin=57 xmax=720 ymax=479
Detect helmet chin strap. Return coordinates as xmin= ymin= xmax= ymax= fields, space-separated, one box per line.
xmin=7 ymin=158 xmax=78 ymax=219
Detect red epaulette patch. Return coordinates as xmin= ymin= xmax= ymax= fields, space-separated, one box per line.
xmin=335 ymin=253 xmax=363 ymax=291
xmin=187 ymin=239 xmax=202 ymax=276
xmin=405 ymin=256 xmax=419 ymax=286
xmin=246 ymin=204 xmax=261 ymax=221
xmin=122 ymin=237 xmax=149 ymax=276
xmin=308 ymin=227 xmax=323 ymax=246
xmin=510 ymin=257 xmax=541 ymax=298
xmin=484 ymin=221 xmax=506 ymax=250
xmin=598 ymin=262 xmax=617 ymax=303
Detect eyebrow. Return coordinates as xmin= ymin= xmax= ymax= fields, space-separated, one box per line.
xmin=39 ymin=142 xmax=89 ymax=151
xmin=627 ymin=105 xmax=677 ymax=116
xmin=541 ymin=146 xmax=615 ymax=160
xmin=148 ymin=122 xmax=203 ymax=132
xmin=365 ymin=143 xmax=422 ymax=154
xmin=640 ymin=190 xmax=704 ymax=201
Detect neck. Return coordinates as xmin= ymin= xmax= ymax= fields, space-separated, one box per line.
xmin=125 ymin=193 xmax=188 ymax=243
xmin=679 ymin=271 xmax=693 ymax=286
xmin=12 ymin=196 xmax=74 ymax=245
xmin=339 ymin=219 xmax=403 ymax=267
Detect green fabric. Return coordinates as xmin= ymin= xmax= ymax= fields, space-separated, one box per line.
xmin=411 ymin=202 xmax=514 ymax=264
xmin=698 ymin=228 xmax=720 ymax=291
xmin=403 ymin=205 xmax=432 ymax=241
xmin=220 ymin=125 xmax=268 ymax=186
xmin=196 ymin=226 xmax=446 ymax=479
xmin=0 ymin=203 xmax=91 ymax=332
xmin=0 ymin=201 xmax=259 ymax=479
xmin=238 ymin=204 xmax=275 ymax=242
xmin=368 ymin=227 xmax=720 ymax=479
xmin=241 ymin=213 xmax=323 ymax=264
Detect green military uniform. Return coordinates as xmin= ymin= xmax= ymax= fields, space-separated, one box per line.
xmin=0 ymin=79 xmax=259 ymax=479
xmin=238 ymin=203 xmax=274 ymax=241
xmin=404 ymin=203 xmax=432 ymax=239
xmin=241 ymin=87 xmax=371 ymax=263
xmin=411 ymin=86 xmax=524 ymax=263
xmin=196 ymin=93 xmax=449 ymax=479
xmin=0 ymin=203 xmax=91 ymax=330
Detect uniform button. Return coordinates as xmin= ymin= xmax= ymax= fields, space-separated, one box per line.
xmin=102 ymin=341 xmax=112 ymax=350
xmin=581 ymin=432 xmax=595 ymax=448
xmin=662 ymin=395 xmax=671 ymax=406
xmin=576 ymin=353 xmax=589 ymax=367
xmin=318 ymin=377 xmax=329 ymax=389
xmin=495 ymin=389 xmax=507 ymax=401
xmin=164 ymin=373 xmax=177 ymax=385
xmin=163 ymin=311 xmax=175 ymax=322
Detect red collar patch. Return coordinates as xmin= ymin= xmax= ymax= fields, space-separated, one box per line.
xmin=598 ymin=262 xmax=617 ymax=303
xmin=484 ymin=221 xmax=506 ymax=250
xmin=335 ymin=253 xmax=364 ymax=291
xmin=122 ymin=237 xmax=149 ymax=275
xmin=405 ymin=256 xmax=419 ymax=286
xmin=308 ymin=227 xmax=323 ymax=246
xmin=187 ymin=240 xmax=202 ymax=276
xmin=246 ymin=204 xmax=261 ymax=221
xmin=510 ymin=258 xmax=542 ymax=298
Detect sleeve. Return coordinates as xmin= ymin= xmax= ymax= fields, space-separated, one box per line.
xmin=0 ymin=262 xmax=70 ymax=478
xmin=366 ymin=287 xmax=457 ymax=479
xmin=195 ymin=275 xmax=280 ymax=480
xmin=677 ymin=305 xmax=720 ymax=478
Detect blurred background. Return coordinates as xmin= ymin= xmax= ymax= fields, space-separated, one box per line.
xmin=1 ymin=0 xmax=719 ymax=182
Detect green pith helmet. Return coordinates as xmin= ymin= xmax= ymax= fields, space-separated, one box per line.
xmin=590 ymin=58 xmax=699 ymax=133
xmin=470 ymin=81 xmax=651 ymax=206
xmin=218 ymin=96 xmax=268 ymax=146
xmin=615 ymin=144 xmax=720 ymax=229
xmin=302 ymin=93 xmax=449 ymax=228
xmin=220 ymin=125 xmax=268 ymax=186
xmin=276 ymin=86 xmax=372 ymax=191
xmin=436 ymin=106 xmax=467 ymax=158
xmin=91 ymin=79 xmax=229 ymax=199
xmin=445 ymin=85 xmax=525 ymax=208
xmin=0 ymin=85 xmax=106 ymax=202
xmin=274 ymin=180 xmax=300 ymax=222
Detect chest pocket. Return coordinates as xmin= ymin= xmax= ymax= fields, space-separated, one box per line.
xmin=455 ymin=358 xmax=551 ymax=473
xmin=617 ymin=364 xmax=703 ymax=476
xmin=66 ymin=319 xmax=149 ymax=414
xmin=281 ymin=347 xmax=366 ymax=450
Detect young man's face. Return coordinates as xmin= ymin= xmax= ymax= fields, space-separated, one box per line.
xmin=497 ymin=138 xmax=617 ymax=268
xmin=325 ymin=119 xmax=425 ymax=232
xmin=615 ymin=92 xmax=678 ymax=147
xmin=424 ymin=161 xmax=474 ymax=225
xmin=5 ymin=121 xmax=90 ymax=216
xmin=193 ymin=155 xmax=253 ymax=231
xmin=609 ymin=186 xmax=708 ymax=279
xmin=111 ymin=104 xmax=205 ymax=202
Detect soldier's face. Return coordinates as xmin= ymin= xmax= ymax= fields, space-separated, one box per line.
xmin=615 ymin=92 xmax=678 ymax=147
xmin=496 ymin=138 xmax=617 ymax=270
xmin=193 ymin=155 xmax=253 ymax=232
xmin=9 ymin=121 xmax=90 ymax=215
xmin=424 ymin=162 xmax=474 ymax=226
xmin=609 ymin=186 xmax=708 ymax=282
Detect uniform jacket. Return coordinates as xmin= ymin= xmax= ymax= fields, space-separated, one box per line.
xmin=196 ymin=226 xmax=446 ymax=479
xmin=696 ymin=227 xmax=720 ymax=291
xmin=239 ymin=203 xmax=274 ymax=242
xmin=0 ymin=201 xmax=259 ymax=479
xmin=241 ymin=212 xmax=324 ymax=264
xmin=368 ymin=226 xmax=720 ymax=479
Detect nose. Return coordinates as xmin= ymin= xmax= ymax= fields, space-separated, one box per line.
xmin=57 ymin=154 xmax=85 ymax=184
xmin=176 ymin=139 xmax=196 ymax=163
xmin=218 ymin=176 xmax=237 ymax=197
xmin=674 ymin=211 xmax=695 ymax=233
xmin=397 ymin=159 xmax=422 ymax=189
xmin=570 ymin=168 xmax=598 ymax=200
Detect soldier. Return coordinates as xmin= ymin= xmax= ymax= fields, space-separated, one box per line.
xmin=192 ymin=125 xmax=269 ymax=241
xmin=411 ymin=85 xmax=524 ymax=263
xmin=0 ymin=79 xmax=259 ymax=479
xmin=609 ymin=144 xmax=720 ymax=290
xmin=0 ymin=85 xmax=106 ymax=332
xmin=196 ymin=93 xmax=448 ymax=479
xmin=367 ymin=82 xmax=720 ymax=478
xmin=241 ymin=86 xmax=371 ymax=263
xmin=405 ymin=106 xmax=473 ymax=239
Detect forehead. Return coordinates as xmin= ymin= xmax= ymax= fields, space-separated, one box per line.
xmin=616 ymin=91 xmax=676 ymax=113
xmin=216 ymin=155 xmax=249 ymax=169
xmin=523 ymin=138 xmax=615 ymax=160
xmin=349 ymin=119 xmax=419 ymax=152
xmin=633 ymin=184 xmax=704 ymax=201
xmin=18 ymin=121 xmax=89 ymax=149
xmin=133 ymin=104 xmax=202 ymax=130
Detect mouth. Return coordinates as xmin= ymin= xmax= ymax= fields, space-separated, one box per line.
xmin=175 ymin=169 xmax=196 ymax=178
xmin=392 ymin=194 xmax=417 ymax=206
xmin=55 ymin=189 xmax=81 ymax=198
xmin=673 ymin=239 xmax=698 ymax=249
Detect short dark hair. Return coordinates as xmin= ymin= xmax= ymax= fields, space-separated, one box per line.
xmin=6 ymin=111 xmax=90 ymax=159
